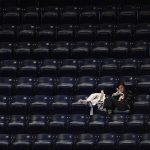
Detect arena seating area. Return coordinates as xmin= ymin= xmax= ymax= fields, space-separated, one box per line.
xmin=0 ymin=0 xmax=150 ymax=149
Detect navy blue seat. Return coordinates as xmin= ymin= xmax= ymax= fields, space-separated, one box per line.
xmin=0 ymin=77 xmax=13 ymax=95
xmin=107 ymin=114 xmax=127 ymax=133
xmin=75 ymin=133 xmax=95 ymax=150
xmin=11 ymin=134 xmax=32 ymax=150
xmin=68 ymin=114 xmax=88 ymax=133
xmin=59 ymin=59 xmax=78 ymax=77
xmin=18 ymin=60 xmax=37 ymax=77
xmin=48 ymin=114 xmax=68 ymax=133
xmin=139 ymin=6 xmax=150 ymax=23
xmin=0 ymin=60 xmax=18 ymax=77
xmin=118 ymin=133 xmax=139 ymax=150
xmin=35 ymin=77 xmax=55 ymax=95
xmin=9 ymin=95 xmax=30 ymax=115
xmin=8 ymin=115 xmax=26 ymax=133
xmin=76 ymin=76 xmax=96 ymax=95
xmin=14 ymin=77 xmax=35 ymax=95
xmin=138 ymin=58 xmax=150 ymax=75
xmin=0 ymin=115 xmax=7 ymax=133
xmin=88 ymin=114 xmax=107 ymax=133
xmin=119 ymin=59 xmax=137 ymax=76
xmin=78 ymin=59 xmax=98 ymax=76
xmin=56 ymin=77 xmax=75 ymax=95
xmin=32 ymin=42 xmax=50 ymax=59
xmin=101 ymin=58 xmax=118 ymax=76
xmin=39 ymin=59 xmax=58 ymax=77
xmin=0 ymin=42 xmax=13 ymax=60
xmin=37 ymin=25 xmax=56 ymax=42
xmin=33 ymin=134 xmax=53 ymax=150
xmin=54 ymin=134 xmax=75 ymax=150
xmin=28 ymin=115 xmax=47 ymax=133
xmin=96 ymin=133 xmax=117 ymax=150
xmin=134 ymin=95 xmax=150 ymax=113
xmin=71 ymin=95 xmax=89 ymax=114
xmin=97 ymin=76 xmax=118 ymax=94
xmin=127 ymin=114 xmax=145 ymax=133
xmin=136 ymin=75 xmax=150 ymax=94
xmin=51 ymin=42 xmax=70 ymax=59
xmin=91 ymin=41 xmax=109 ymax=58
xmin=30 ymin=95 xmax=51 ymax=114
xmin=0 ymin=134 xmax=10 ymax=150
xmin=14 ymin=42 xmax=31 ymax=59
xmin=139 ymin=133 xmax=150 ymax=150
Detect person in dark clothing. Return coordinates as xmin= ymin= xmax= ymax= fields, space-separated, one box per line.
xmin=104 ymin=82 xmax=134 ymax=114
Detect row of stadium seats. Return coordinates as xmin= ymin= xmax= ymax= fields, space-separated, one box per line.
xmin=0 ymin=94 xmax=149 ymax=114
xmin=0 ymin=76 xmax=150 ymax=95
xmin=0 ymin=42 xmax=149 ymax=59
xmin=0 ymin=59 xmax=150 ymax=76
xmin=1 ymin=24 xmax=150 ymax=42
xmin=0 ymin=114 xmax=149 ymax=134
xmin=0 ymin=6 xmax=150 ymax=25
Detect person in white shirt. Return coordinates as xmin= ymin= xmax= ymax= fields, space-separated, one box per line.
xmin=78 ymin=90 xmax=106 ymax=115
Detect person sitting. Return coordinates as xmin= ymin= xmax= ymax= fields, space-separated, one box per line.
xmin=78 ymin=90 xmax=106 ymax=115
xmin=104 ymin=82 xmax=134 ymax=114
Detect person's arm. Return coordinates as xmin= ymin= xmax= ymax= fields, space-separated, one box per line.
xmin=124 ymin=90 xmax=134 ymax=109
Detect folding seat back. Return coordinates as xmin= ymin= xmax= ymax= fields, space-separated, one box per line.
xmin=78 ymin=59 xmax=98 ymax=76
xmin=14 ymin=77 xmax=35 ymax=95
xmin=51 ymin=95 xmax=72 ymax=114
xmin=11 ymin=134 xmax=32 ymax=150
xmin=14 ymin=42 xmax=31 ymax=59
xmin=35 ymin=77 xmax=55 ymax=95
xmin=138 ymin=58 xmax=150 ymax=75
xmin=0 ymin=77 xmax=13 ymax=95
xmin=0 ymin=115 xmax=7 ymax=133
xmin=39 ymin=59 xmax=58 ymax=77
xmin=107 ymin=114 xmax=127 ymax=133
xmin=0 ymin=42 xmax=13 ymax=60
xmin=18 ymin=60 xmax=37 ymax=77
xmin=0 ymin=134 xmax=10 ymax=150
xmin=41 ymin=7 xmax=59 ymax=24
xmin=134 ymin=95 xmax=150 ymax=113
xmin=0 ymin=60 xmax=18 ymax=77
xmin=51 ymin=42 xmax=70 ymax=59
xmin=54 ymin=133 xmax=75 ymax=150
xmin=97 ymin=76 xmax=118 ymax=94
xmin=76 ymin=76 xmax=96 ymax=94
xmin=136 ymin=75 xmax=150 ymax=94
xmin=57 ymin=25 xmax=74 ymax=42
xmin=28 ymin=115 xmax=47 ymax=133
xmin=37 ymin=25 xmax=56 ymax=42
xmin=60 ymin=6 xmax=78 ymax=24
xmin=70 ymin=42 xmax=90 ymax=59
xmin=68 ymin=114 xmax=88 ymax=133
xmin=3 ymin=7 xmax=20 ymax=25
xmin=59 ymin=59 xmax=78 ymax=77
xmin=118 ymin=133 xmax=139 ymax=150
xmin=48 ymin=114 xmax=68 ymax=133
xmin=8 ymin=115 xmax=26 ymax=133
xmin=139 ymin=133 xmax=150 ymax=150
xmin=56 ymin=77 xmax=75 ymax=95
xmin=127 ymin=114 xmax=145 ymax=133
xmin=76 ymin=133 xmax=95 ymax=150
xmin=9 ymin=95 xmax=31 ymax=115
xmin=96 ymin=133 xmax=117 ymax=150
xmin=30 ymin=95 xmax=51 ymax=114
xmin=119 ymin=59 xmax=137 ymax=76
xmin=71 ymin=95 xmax=89 ymax=114
xmin=101 ymin=58 xmax=118 ymax=75
xmin=33 ymin=134 xmax=53 ymax=150
xmin=139 ymin=6 xmax=150 ymax=23
xmin=88 ymin=114 xmax=107 ymax=133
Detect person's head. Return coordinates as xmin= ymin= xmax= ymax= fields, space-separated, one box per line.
xmin=117 ymin=82 xmax=126 ymax=93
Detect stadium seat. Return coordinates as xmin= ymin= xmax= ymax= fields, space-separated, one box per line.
xmin=139 ymin=133 xmax=150 ymax=150
xmin=0 ymin=96 xmax=8 ymax=114
xmin=138 ymin=58 xmax=150 ymax=75
xmin=0 ymin=134 xmax=10 ymax=150
xmin=0 ymin=115 xmax=7 ymax=133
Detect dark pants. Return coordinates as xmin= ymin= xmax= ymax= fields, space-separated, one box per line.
xmin=104 ymin=97 xmax=129 ymax=111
